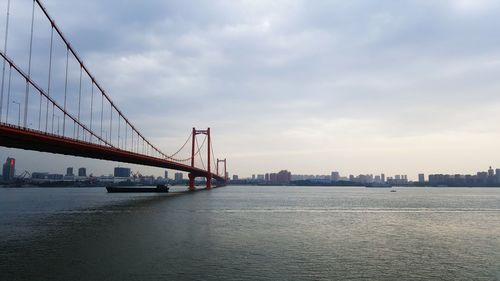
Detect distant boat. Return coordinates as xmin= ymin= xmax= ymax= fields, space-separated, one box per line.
xmin=106 ymin=184 xmax=169 ymax=193
xmin=390 ymin=189 xmax=397 ymax=192
xmin=365 ymin=183 xmax=392 ymax=188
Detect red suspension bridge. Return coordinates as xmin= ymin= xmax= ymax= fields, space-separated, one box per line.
xmin=0 ymin=0 xmax=228 ymax=190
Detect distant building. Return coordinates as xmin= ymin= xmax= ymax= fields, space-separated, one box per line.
xmin=47 ymin=174 xmax=63 ymax=180
xmin=381 ymin=173 xmax=385 ymax=183
xmin=114 ymin=167 xmax=131 ymax=178
xmin=78 ymin=168 xmax=86 ymax=177
xmin=164 ymin=170 xmax=168 ymax=180
xmin=488 ymin=166 xmax=494 ymax=177
xmin=66 ymin=167 xmax=74 ymax=177
xmin=418 ymin=174 xmax=425 ymax=183
xmin=331 ymin=171 xmax=340 ymax=181
xmin=2 ymin=157 xmax=15 ymax=182
xmin=252 ymin=174 xmax=256 ymax=180
xmin=277 ymin=170 xmax=291 ymax=184
xmin=32 ymin=172 xmax=49 ymax=179
xmin=174 ymin=172 xmax=183 ymax=181
xmin=269 ymin=173 xmax=277 ymax=184
xmin=232 ymin=175 xmax=239 ymax=181
xmin=257 ymin=174 xmax=265 ymax=180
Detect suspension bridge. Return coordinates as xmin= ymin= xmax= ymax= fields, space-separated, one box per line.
xmin=0 ymin=0 xmax=228 ymax=190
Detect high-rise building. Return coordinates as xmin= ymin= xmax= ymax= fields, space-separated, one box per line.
xmin=488 ymin=166 xmax=494 ymax=177
xmin=78 ymin=168 xmax=86 ymax=177
xmin=232 ymin=175 xmax=238 ymax=181
xmin=277 ymin=170 xmax=291 ymax=184
xmin=114 ymin=167 xmax=131 ymax=178
xmin=66 ymin=167 xmax=74 ymax=176
xmin=2 ymin=157 xmax=15 ymax=182
xmin=418 ymin=174 xmax=425 ymax=183
xmin=381 ymin=173 xmax=385 ymax=183
xmin=174 ymin=172 xmax=183 ymax=181
xmin=331 ymin=171 xmax=340 ymax=181
xmin=164 ymin=170 xmax=168 ymax=180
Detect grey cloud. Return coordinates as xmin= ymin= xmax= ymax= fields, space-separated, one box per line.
xmin=3 ymin=0 xmax=500 ymax=177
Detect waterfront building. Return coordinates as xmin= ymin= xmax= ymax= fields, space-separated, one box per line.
xmin=418 ymin=174 xmax=425 ymax=183
xmin=331 ymin=171 xmax=340 ymax=181
xmin=175 ymin=172 xmax=184 ymax=181
xmin=78 ymin=168 xmax=87 ymax=177
xmin=488 ymin=166 xmax=494 ymax=177
xmin=381 ymin=173 xmax=385 ymax=183
xmin=232 ymin=175 xmax=238 ymax=181
xmin=277 ymin=170 xmax=291 ymax=184
xmin=66 ymin=167 xmax=74 ymax=176
xmin=114 ymin=167 xmax=131 ymax=178
xmin=2 ymin=157 xmax=15 ymax=182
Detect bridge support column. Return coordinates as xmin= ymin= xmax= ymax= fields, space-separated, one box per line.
xmin=188 ymin=173 xmax=195 ymax=191
xmin=206 ymin=174 xmax=212 ymax=189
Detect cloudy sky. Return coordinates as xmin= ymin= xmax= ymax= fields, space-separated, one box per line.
xmin=2 ymin=0 xmax=500 ymax=179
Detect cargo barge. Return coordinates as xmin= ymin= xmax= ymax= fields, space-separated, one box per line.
xmin=106 ymin=184 xmax=169 ymax=193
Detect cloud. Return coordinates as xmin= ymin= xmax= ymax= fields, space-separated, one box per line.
xmin=2 ymin=0 xmax=500 ymax=178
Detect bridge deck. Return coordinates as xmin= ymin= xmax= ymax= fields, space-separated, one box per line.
xmin=0 ymin=123 xmax=223 ymax=181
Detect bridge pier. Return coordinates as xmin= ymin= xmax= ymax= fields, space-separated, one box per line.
xmin=188 ymin=173 xmax=195 ymax=191
xmin=206 ymin=174 xmax=212 ymax=190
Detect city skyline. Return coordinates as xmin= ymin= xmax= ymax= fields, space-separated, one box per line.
xmin=4 ymin=154 xmax=500 ymax=184
xmin=3 ymin=0 xmax=500 ymax=177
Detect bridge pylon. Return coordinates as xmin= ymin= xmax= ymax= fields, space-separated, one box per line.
xmin=189 ymin=127 xmax=212 ymax=190
xmin=217 ymin=158 xmax=228 ymax=184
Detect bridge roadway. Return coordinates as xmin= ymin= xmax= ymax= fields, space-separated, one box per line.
xmin=0 ymin=123 xmax=224 ymax=182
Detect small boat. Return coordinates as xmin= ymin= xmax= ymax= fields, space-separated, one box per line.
xmin=106 ymin=184 xmax=169 ymax=193
xmin=390 ymin=190 xmax=397 ymax=192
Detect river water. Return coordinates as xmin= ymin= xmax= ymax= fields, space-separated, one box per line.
xmin=0 ymin=186 xmax=499 ymax=281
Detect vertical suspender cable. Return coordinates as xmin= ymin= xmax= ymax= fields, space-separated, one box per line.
xmin=118 ymin=115 xmax=120 ymax=149
xmin=62 ymin=48 xmax=69 ymax=136
xmin=89 ymin=82 xmax=94 ymax=141
xmin=23 ymin=0 xmax=36 ymax=128
xmin=5 ymin=65 xmax=11 ymax=123
xmin=77 ymin=66 xmax=82 ymax=138
xmin=124 ymin=120 xmax=128 ymax=150
xmin=100 ymin=94 xmax=103 ymax=143
xmin=109 ymin=104 xmax=112 ymax=145
xmin=0 ymin=0 xmax=11 ymax=122
xmin=46 ymin=27 xmax=53 ymax=132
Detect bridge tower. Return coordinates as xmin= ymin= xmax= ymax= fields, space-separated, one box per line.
xmin=188 ymin=127 xmax=211 ymax=191
xmin=217 ymin=158 xmax=228 ymax=182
